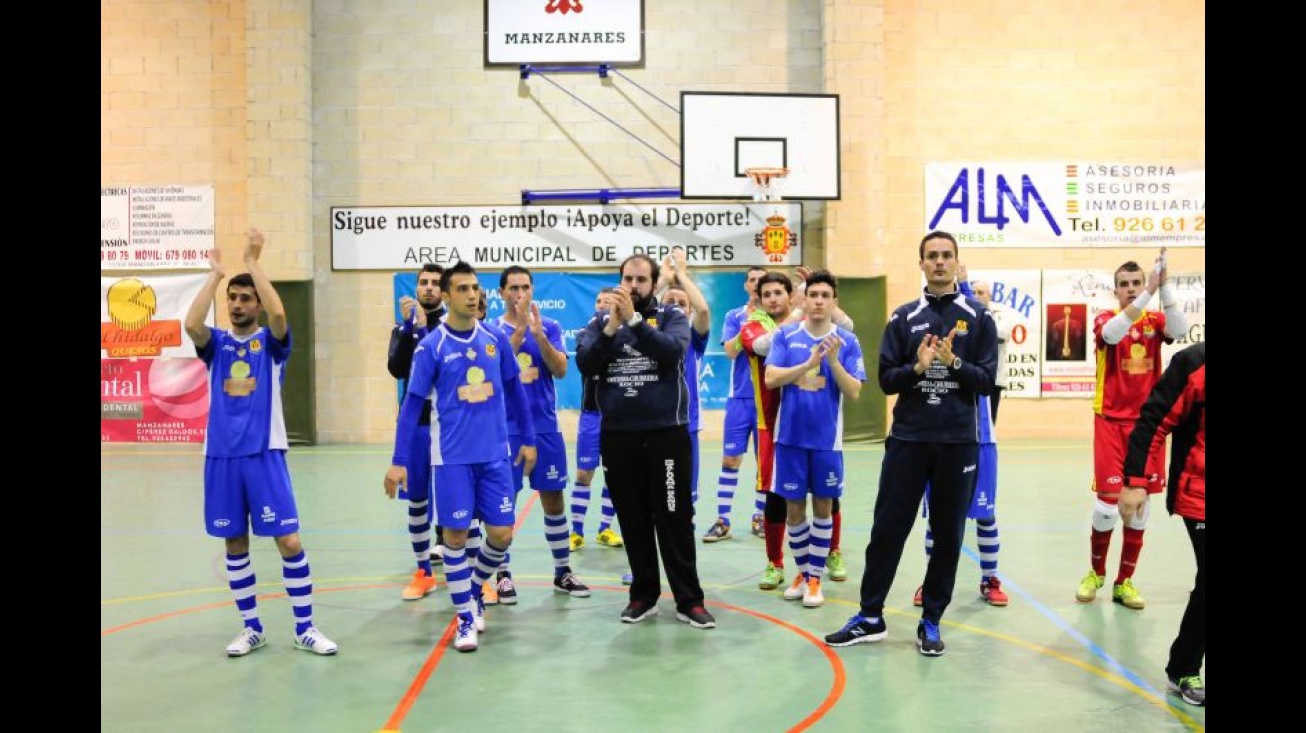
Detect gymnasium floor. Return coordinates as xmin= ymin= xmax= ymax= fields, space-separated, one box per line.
xmin=101 ymin=439 xmax=1205 ymax=732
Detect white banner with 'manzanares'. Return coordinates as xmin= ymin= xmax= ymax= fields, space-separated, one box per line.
xmin=330 ymin=203 xmax=803 ymax=270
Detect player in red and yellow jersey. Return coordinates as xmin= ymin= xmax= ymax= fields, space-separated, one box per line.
xmin=737 ymin=272 xmax=799 ymax=590
xmin=1076 ymin=251 xmax=1188 ymax=610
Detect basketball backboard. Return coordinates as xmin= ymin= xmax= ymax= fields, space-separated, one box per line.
xmin=680 ymin=92 xmax=840 ymax=200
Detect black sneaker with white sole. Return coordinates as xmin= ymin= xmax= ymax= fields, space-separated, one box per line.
xmin=916 ymin=620 xmax=945 ymax=656
xmin=620 ymin=600 xmax=659 ymax=623
xmin=553 ymin=571 xmax=591 ymax=598
xmin=824 ymin=615 xmax=888 ymax=647
xmin=675 ymin=605 xmax=717 ymax=629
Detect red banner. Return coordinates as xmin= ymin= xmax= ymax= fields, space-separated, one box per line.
xmin=100 ymin=358 xmax=208 ymax=443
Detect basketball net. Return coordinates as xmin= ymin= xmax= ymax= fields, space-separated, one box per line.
xmin=745 ymin=167 xmax=789 ymax=202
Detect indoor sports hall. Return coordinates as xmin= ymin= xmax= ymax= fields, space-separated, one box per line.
xmin=102 ymin=1 xmax=1204 ymax=731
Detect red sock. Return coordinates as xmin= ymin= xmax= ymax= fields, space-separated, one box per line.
xmin=764 ymin=520 xmax=786 ymax=565
xmin=1090 ymin=529 xmax=1112 ymax=577
xmin=831 ymin=511 xmax=842 ymax=552
xmin=1117 ymin=527 xmax=1144 ymax=584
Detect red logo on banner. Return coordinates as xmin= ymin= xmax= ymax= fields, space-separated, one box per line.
xmin=100 ymin=278 xmax=182 ymax=357
xmin=546 ymin=0 xmax=583 ymax=14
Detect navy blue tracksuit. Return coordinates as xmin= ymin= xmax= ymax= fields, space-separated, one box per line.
xmin=859 ymin=290 xmax=998 ymax=624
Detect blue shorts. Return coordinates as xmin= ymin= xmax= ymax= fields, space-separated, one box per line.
xmin=722 ymin=397 xmax=757 ymax=457
xmin=434 ymin=459 xmax=517 ymax=529
xmin=923 ymin=443 xmax=998 ymax=521
xmin=204 ymin=450 xmax=299 ymax=538
xmin=772 ymin=443 xmax=844 ymax=501
xmin=968 ymin=443 xmax=998 ymax=520
xmin=399 ymin=427 xmax=432 ymax=502
xmin=575 ymin=410 xmax=602 ymax=472
xmin=511 ymin=431 xmax=569 ymax=492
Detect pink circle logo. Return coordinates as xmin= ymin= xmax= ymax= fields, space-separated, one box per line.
xmin=148 ymin=359 xmax=210 ymax=419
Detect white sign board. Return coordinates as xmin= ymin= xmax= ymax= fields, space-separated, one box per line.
xmin=331 ymin=203 xmax=803 ymax=270
xmin=101 ymin=184 xmax=215 ymax=270
xmin=486 ymin=0 xmax=643 ymax=64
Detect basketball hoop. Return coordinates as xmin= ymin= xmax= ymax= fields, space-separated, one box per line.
xmin=745 ymin=167 xmax=789 ymax=202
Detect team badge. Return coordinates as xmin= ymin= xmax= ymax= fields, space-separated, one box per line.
xmin=754 ymin=215 xmax=797 ymax=263
xmin=954 ymin=320 xmax=969 ymax=335
xmin=250 ymin=339 xmax=262 ymax=353
xmin=486 ymin=343 xmax=497 ymax=357
xmin=466 ymin=348 xmax=476 ymax=360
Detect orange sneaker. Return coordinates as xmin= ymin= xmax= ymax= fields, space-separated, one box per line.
xmin=912 ymin=585 xmax=923 ymax=607
xmin=481 ymin=579 xmax=500 ymax=606
xmin=401 ymin=570 xmax=437 ymax=601
xmin=980 ymin=577 xmax=1009 ymax=607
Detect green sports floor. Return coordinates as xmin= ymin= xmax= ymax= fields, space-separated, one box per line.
xmin=100 ymin=439 xmax=1206 ymax=732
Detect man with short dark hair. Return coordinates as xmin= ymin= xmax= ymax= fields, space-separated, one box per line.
xmin=386 ymin=263 xmax=446 ymax=602
xmin=576 ymin=255 xmax=714 ymax=629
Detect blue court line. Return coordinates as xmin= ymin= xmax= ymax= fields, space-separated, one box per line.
xmin=959 ymin=545 xmax=1191 ymax=716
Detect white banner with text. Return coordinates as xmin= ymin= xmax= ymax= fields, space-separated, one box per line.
xmin=101 ymin=184 xmax=216 ymax=270
xmin=331 ymin=203 xmax=803 ymax=270
xmin=925 ymin=162 xmax=1205 ymax=248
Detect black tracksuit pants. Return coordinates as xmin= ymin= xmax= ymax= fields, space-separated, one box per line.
xmin=1166 ymin=518 xmax=1205 ymax=679
xmin=601 ymin=425 xmax=704 ymax=612
xmin=857 ymin=438 xmax=979 ymax=624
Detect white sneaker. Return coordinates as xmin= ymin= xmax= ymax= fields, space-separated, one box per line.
xmin=473 ymin=594 xmax=486 ymax=632
xmin=293 ymin=627 xmax=339 ymax=656
xmin=454 ymin=614 xmax=478 ymax=652
xmin=802 ymin=577 xmax=825 ymax=608
xmin=782 ymin=574 xmax=806 ymax=601
xmin=226 ymin=627 xmax=266 ymax=657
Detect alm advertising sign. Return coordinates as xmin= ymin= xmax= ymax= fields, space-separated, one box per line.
xmin=924 ymin=162 xmax=1205 ymax=248
xmin=332 ymin=203 xmax=802 ymax=270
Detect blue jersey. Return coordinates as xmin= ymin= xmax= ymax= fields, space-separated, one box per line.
xmin=766 ymin=323 xmax=867 ymax=450
xmin=198 ymin=325 xmax=290 ymax=458
xmin=687 ymin=327 xmax=709 ymax=431
xmin=722 ymin=305 xmax=754 ymax=400
xmin=495 ymin=315 xmax=564 ymax=435
xmin=408 ymin=322 xmax=523 ymax=465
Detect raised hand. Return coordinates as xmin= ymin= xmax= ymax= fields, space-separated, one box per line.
xmin=796 ymin=265 xmax=812 ymax=283
xmin=244 ymin=228 xmax=265 ymax=263
xmin=529 ymin=301 xmax=544 ymax=336
xmin=399 ymin=295 xmax=418 ymax=322
xmin=821 ymin=334 xmax=843 ymax=364
xmin=208 ymin=246 xmax=226 ymax=278
xmin=916 ymin=334 xmax=940 ymax=373
xmin=957 ymin=263 xmax=969 ymax=283
xmin=672 ymin=246 xmax=688 ymax=274
xmin=935 ymin=327 xmax=959 ymax=364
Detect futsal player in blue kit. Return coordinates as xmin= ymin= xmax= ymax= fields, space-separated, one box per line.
xmin=185 ymin=228 xmax=338 ymax=658
xmin=570 ymin=288 xmax=625 ymax=553
xmin=658 ymin=248 xmax=712 ymax=512
xmin=762 ymin=271 xmax=866 ymax=609
xmin=495 ymin=266 xmax=590 ymax=600
xmin=384 ymin=261 xmax=538 ymax=653
xmin=703 ymin=266 xmax=768 ymax=542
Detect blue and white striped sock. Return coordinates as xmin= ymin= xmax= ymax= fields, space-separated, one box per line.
xmin=544 ymin=513 xmax=571 ymax=575
xmin=787 ymin=521 xmax=811 ymax=579
xmin=471 ymin=539 xmax=508 ymax=589
xmin=281 ymin=551 xmax=314 ymax=636
xmin=977 ymin=517 xmax=1000 ymax=578
xmin=597 ymin=487 xmax=616 ymax=534
xmin=409 ymin=498 xmax=432 ymax=576
xmin=570 ymin=483 xmax=592 ymax=536
xmin=716 ymin=467 xmax=738 ymax=523
xmin=808 ymin=517 xmax=832 ymax=579
xmin=226 ymin=552 xmax=261 ymax=632
xmin=443 ymin=546 xmax=473 ymax=618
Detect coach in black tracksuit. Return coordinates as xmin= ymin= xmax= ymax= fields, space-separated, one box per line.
xmin=827 ymin=231 xmax=997 ymax=655
xmin=575 ymin=254 xmax=713 ymax=628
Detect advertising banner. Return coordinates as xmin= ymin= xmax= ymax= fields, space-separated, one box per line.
xmin=334 ymin=203 xmax=802 ymax=270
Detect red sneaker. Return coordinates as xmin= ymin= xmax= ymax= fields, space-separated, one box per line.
xmin=980 ymin=577 xmax=1009 ymax=606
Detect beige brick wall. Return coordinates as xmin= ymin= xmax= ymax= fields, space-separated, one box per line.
xmin=102 ymin=0 xmax=1204 ymax=443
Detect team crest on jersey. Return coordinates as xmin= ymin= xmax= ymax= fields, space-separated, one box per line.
xmin=486 ymin=343 xmax=497 ymax=357
xmin=1142 ymin=324 xmax=1156 ymax=338
xmin=249 ymin=339 xmax=262 ymax=353
xmin=954 ymin=320 xmax=969 ymax=335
